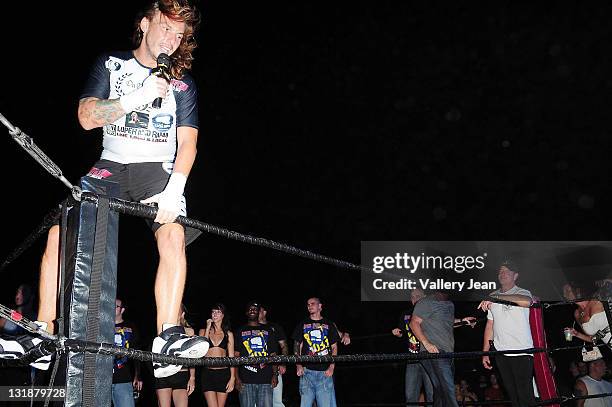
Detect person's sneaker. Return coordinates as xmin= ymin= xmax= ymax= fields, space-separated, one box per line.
xmin=0 ymin=322 xmax=52 ymax=370
xmin=152 ymin=324 xmax=210 ymax=378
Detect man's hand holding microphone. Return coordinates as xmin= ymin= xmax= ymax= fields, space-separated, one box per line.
xmin=119 ymin=53 xmax=171 ymax=113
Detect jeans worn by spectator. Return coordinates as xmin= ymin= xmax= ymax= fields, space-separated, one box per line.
xmin=239 ymin=383 xmax=273 ymax=407
xmin=111 ymin=382 xmax=135 ymax=407
xmin=420 ymin=358 xmax=458 ymax=407
xmin=405 ymin=361 xmax=434 ymax=403
xmin=299 ymin=368 xmax=336 ymax=407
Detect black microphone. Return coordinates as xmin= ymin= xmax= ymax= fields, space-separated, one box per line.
xmin=152 ymin=53 xmax=172 ymax=109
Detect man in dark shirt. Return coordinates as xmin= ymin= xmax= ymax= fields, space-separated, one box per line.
xmin=292 ymin=297 xmax=340 ymax=407
xmin=235 ymin=301 xmax=278 ymax=407
xmin=112 ymin=298 xmax=142 ymax=407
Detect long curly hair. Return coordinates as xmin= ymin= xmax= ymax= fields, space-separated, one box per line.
xmin=133 ymin=0 xmax=201 ymax=79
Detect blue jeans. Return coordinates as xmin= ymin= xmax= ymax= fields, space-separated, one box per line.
xmin=273 ymin=374 xmax=285 ymax=407
xmin=405 ymin=362 xmax=433 ymax=403
xmin=239 ymin=383 xmax=273 ymax=407
xmin=299 ymin=369 xmax=335 ymax=407
xmin=420 ymin=357 xmax=457 ymax=407
xmin=111 ymin=382 xmax=135 ymax=407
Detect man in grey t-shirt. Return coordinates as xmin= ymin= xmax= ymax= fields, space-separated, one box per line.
xmin=410 ymin=291 xmax=475 ymax=407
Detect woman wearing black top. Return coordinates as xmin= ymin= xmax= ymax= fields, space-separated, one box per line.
xmin=199 ymin=303 xmax=235 ymax=407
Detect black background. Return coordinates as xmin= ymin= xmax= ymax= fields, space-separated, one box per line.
xmin=1 ymin=1 xmax=610 ymax=405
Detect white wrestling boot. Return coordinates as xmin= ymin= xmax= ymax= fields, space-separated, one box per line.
xmin=0 ymin=321 xmax=52 ymax=370
xmin=152 ymin=323 xmax=210 ymax=378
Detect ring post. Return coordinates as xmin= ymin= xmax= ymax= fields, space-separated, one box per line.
xmin=61 ymin=176 xmax=119 ymax=407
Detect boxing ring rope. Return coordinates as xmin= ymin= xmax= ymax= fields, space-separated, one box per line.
xmin=0 ymin=203 xmax=61 ymax=272
xmin=0 ymin=191 xmax=368 ymax=276
xmin=0 ymin=299 xmax=608 ymax=370
xmin=2 ymin=337 xmax=607 ymax=369
xmin=0 ymin=339 xmax=554 ymax=368
xmin=2 ymin=114 xmax=611 ymax=406
xmin=0 ymin=113 xmax=81 ymax=200
xmin=80 ymin=192 xmax=367 ymax=272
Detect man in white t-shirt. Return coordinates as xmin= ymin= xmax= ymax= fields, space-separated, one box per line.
xmin=575 ymin=358 xmax=612 ymax=407
xmin=478 ymin=261 xmax=535 ymax=407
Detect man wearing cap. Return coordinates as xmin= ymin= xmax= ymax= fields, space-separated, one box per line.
xmin=235 ymin=301 xmax=279 ymax=407
xmin=478 ymin=261 xmax=535 ymax=407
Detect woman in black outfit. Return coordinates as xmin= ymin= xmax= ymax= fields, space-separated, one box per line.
xmin=199 ymin=303 xmax=235 ymax=407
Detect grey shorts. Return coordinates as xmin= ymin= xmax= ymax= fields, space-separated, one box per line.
xmin=86 ymin=159 xmax=201 ymax=245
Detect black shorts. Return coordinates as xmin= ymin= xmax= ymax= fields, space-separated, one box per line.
xmin=201 ymin=368 xmax=230 ymax=393
xmin=86 ymin=159 xmax=201 ymax=245
xmin=155 ymin=370 xmax=190 ymax=390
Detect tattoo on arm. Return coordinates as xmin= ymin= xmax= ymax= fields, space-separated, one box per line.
xmin=80 ymin=98 xmax=125 ymax=128
xmin=93 ymin=99 xmax=125 ymax=126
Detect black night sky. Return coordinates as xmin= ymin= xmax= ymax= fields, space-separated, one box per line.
xmin=1 ymin=1 xmax=612 ymax=405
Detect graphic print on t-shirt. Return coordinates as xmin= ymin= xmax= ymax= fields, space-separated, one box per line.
xmin=152 ymin=113 xmax=174 ymax=131
xmin=241 ymin=329 xmax=270 ymax=373
xmin=403 ymin=314 xmax=421 ymax=353
xmin=242 ymin=330 xmax=270 ymax=356
xmin=125 ymin=111 xmax=149 ymax=129
xmin=303 ymin=322 xmax=333 ymax=355
xmin=106 ymin=59 xmax=172 ymax=145
xmin=114 ymin=325 xmax=134 ymax=370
